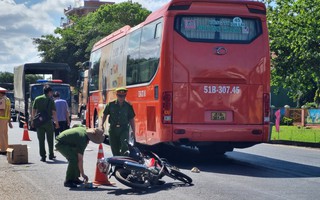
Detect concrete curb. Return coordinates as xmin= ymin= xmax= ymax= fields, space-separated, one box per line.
xmin=270 ymin=140 xmax=320 ymax=149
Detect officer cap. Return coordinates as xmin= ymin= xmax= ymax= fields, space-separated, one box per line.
xmin=0 ymin=87 xmax=7 ymax=93
xmin=86 ymin=128 xmax=105 ymax=144
xmin=115 ymin=87 xmax=128 ymax=95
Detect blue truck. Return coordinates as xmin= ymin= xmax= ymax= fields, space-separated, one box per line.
xmin=14 ymin=63 xmax=71 ymax=128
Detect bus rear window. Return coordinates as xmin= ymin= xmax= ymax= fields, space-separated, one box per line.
xmin=175 ymin=16 xmax=262 ymax=43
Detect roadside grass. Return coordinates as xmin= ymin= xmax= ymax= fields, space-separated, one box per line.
xmin=270 ymin=125 xmax=320 ymax=143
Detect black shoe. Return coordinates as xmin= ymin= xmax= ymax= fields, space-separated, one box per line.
xmin=72 ymin=178 xmax=84 ymax=185
xmin=64 ymin=181 xmax=78 ymax=188
xmin=0 ymin=152 xmax=7 ymax=155
xmin=40 ymin=157 xmax=46 ymax=162
xmin=49 ymin=155 xmax=56 ymax=160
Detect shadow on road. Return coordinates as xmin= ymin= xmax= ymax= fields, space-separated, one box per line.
xmin=145 ymin=144 xmax=320 ymax=179
xmin=105 ymin=182 xmax=192 ymax=196
xmin=45 ymin=159 xmax=68 ymax=164
xmin=67 ymin=182 xmax=193 ymax=195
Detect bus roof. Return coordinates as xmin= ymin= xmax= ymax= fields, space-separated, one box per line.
xmin=92 ymin=0 xmax=265 ymax=52
xmin=145 ymin=0 xmax=266 ymax=22
xmin=93 ymin=26 xmax=131 ymax=50
xmin=164 ymin=0 xmax=265 ymax=5
xmin=21 ymin=63 xmax=70 ymax=74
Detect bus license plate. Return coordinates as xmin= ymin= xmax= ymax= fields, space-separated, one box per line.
xmin=211 ymin=112 xmax=226 ymax=120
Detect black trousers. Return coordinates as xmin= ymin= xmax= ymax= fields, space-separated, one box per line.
xmin=54 ymin=121 xmax=69 ymax=138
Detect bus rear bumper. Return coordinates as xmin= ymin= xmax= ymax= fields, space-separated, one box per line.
xmin=172 ymin=124 xmax=270 ymax=143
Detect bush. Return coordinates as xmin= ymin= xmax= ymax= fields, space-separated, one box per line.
xmin=280 ymin=117 xmax=293 ymax=125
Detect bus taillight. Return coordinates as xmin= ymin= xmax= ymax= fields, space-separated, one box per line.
xmin=162 ymin=91 xmax=172 ymax=124
xmin=263 ymin=93 xmax=270 ymax=124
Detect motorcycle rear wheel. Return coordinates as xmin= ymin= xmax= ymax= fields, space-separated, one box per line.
xmin=168 ymin=168 xmax=193 ymax=184
xmin=115 ymin=168 xmax=151 ymax=189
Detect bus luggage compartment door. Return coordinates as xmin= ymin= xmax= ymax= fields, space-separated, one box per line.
xmin=172 ymin=83 xmax=263 ymax=125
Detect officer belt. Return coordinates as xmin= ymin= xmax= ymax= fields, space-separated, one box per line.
xmin=111 ymin=124 xmax=127 ymax=128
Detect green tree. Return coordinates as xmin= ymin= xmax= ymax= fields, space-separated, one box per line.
xmin=0 ymin=72 xmax=14 ymax=84
xmin=25 ymin=74 xmax=43 ymax=86
xmin=266 ymin=0 xmax=320 ymax=107
xmin=33 ymin=2 xmax=150 ymax=86
xmin=0 ymin=73 xmax=41 ymax=90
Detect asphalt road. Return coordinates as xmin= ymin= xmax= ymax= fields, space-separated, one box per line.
xmin=0 ymin=120 xmax=319 ymax=200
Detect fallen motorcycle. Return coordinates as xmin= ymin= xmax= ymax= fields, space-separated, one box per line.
xmin=97 ymin=141 xmax=193 ymax=189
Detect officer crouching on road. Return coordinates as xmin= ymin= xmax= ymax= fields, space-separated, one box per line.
xmin=55 ymin=125 xmax=106 ymax=188
xmin=101 ymin=87 xmax=136 ymax=156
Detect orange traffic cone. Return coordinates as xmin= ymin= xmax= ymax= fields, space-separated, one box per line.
xmin=22 ymin=123 xmax=31 ymax=141
xmin=93 ymin=144 xmax=113 ymax=186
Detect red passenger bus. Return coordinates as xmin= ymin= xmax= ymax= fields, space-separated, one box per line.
xmin=85 ymin=0 xmax=271 ymax=154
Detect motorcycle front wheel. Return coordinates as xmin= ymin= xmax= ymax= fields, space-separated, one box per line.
xmin=168 ymin=168 xmax=193 ymax=184
xmin=115 ymin=168 xmax=151 ymax=189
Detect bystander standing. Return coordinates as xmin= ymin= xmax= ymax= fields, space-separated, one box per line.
xmin=53 ymin=91 xmax=70 ymax=137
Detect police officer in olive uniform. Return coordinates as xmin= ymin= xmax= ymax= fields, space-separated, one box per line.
xmin=0 ymin=87 xmax=13 ymax=155
xmin=32 ymin=85 xmax=59 ymax=162
xmin=55 ymin=125 xmax=105 ymax=188
xmin=102 ymin=87 xmax=135 ymax=156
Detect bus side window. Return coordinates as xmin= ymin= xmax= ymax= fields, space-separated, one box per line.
xmin=155 ymin=22 xmax=162 ymax=39
xmin=132 ymin=69 xmax=138 ymax=83
xmin=140 ymin=62 xmax=149 ymax=82
xmin=150 ymin=62 xmax=158 ymax=78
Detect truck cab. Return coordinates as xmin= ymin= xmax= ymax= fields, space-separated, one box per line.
xmin=14 ymin=63 xmax=71 ymax=129
xmin=25 ymin=80 xmax=72 ymax=129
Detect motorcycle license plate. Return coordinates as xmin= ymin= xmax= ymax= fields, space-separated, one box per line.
xmin=211 ymin=112 xmax=226 ymax=120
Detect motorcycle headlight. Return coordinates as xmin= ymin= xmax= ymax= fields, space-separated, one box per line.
xmin=97 ymin=158 xmax=109 ymax=173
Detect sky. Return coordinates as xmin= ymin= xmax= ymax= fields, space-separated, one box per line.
xmin=0 ymin=0 xmax=170 ymax=73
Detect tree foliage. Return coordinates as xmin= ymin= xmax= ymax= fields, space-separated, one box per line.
xmin=25 ymin=74 xmax=44 ymax=86
xmin=0 ymin=72 xmax=14 ymax=83
xmin=0 ymin=72 xmax=42 ymax=89
xmin=266 ymin=0 xmax=320 ymax=106
xmin=33 ymin=2 xmax=150 ymax=86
